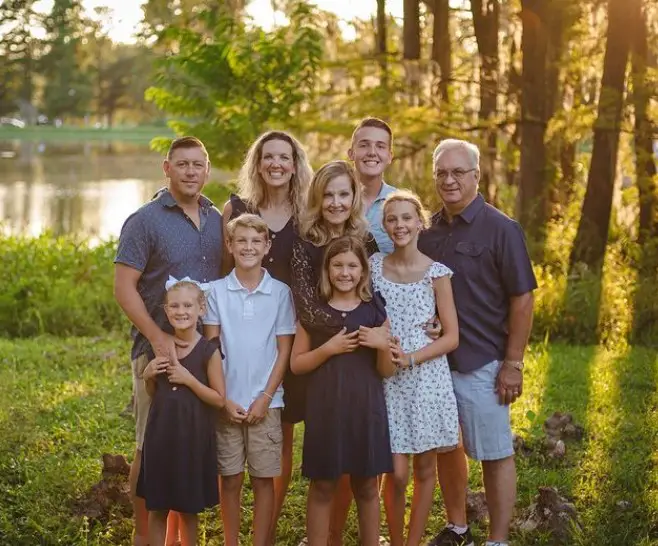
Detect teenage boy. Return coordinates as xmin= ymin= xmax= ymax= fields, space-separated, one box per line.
xmin=203 ymin=213 xmax=296 ymax=546
xmin=348 ymin=117 xmax=396 ymax=254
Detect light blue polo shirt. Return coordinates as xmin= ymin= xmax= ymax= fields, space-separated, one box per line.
xmin=365 ymin=181 xmax=396 ymax=255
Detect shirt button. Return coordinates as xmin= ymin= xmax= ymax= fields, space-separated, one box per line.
xmin=269 ymin=258 xmax=274 ymax=263
xmin=341 ymin=312 xmax=347 ymax=318
xmin=203 ymin=255 xmax=206 ymax=260
xmin=271 ymin=234 xmax=276 ymax=239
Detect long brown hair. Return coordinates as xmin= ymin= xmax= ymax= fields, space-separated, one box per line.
xmin=319 ymin=235 xmax=372 ymax=302
xmin=236 ymin=130 xmax=312 ymax=222
xmin=299 ymin=160 xmax=369 ymax=246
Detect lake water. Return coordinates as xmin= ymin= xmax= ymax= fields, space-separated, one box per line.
xmin=0 ymin=139 xmax=230 ymax=240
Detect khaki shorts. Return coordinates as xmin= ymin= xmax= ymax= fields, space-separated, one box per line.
xmin=216 ymin=408 xmax=283 ymax=478
xmin=131 ymin=354 xmax=151 ymax=450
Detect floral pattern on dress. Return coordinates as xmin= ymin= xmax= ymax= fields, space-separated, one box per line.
xmin=370 ymin=252 xmax=460 ymax=454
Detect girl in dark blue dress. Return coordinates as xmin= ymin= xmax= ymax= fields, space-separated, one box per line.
xmin=291 ymin=236 xmax=395 ymax=546
xmin=221 ymin=130 xmax=313 ymax=544
xmin=137 ymin=279 xmax=226 ymax=546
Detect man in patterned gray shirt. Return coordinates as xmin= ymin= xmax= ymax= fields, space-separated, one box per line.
xmin=114 ymin=136 xmax=223 ymax=545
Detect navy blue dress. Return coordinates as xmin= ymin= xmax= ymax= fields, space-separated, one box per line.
xmin=228 ymin=194 xmax=306 ymax=424
xmin=301 ymin=295 xmax=393 ymax=480
xmin=137 ymin=338 xmax=219 ymax=513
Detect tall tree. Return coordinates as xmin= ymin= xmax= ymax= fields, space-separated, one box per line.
xmin=376 ymin=0 xmax=388 ymax=89
xmin=40 ymin=0 xmax=93 ymax=119
xmin=569 ymin=0 xmax=638 ymax=270
xmin=431 ymin=0 xmax=452 ymax=103
xmin=518 ymin=0 xmax=550 ymax=248
xmin=403 ymin=0 xmax=421 ymax=61
xmin=631 ymin=2 xmax=657 ymax=244
xmin=471 ymin=0 xmax=500 ymax=203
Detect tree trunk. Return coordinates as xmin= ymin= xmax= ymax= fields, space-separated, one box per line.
xmin=518 ymin=0 xmax=549 ymax=248
xmin=471 ymin=0 xmax=499 ymax=203
xmin=631 ymin=3 xmax=657 ymax=244
xmin=431 ymin=0 xmax=451 ymax=103
xmin=403 ymin=0 xmax=421 ymax=104
xmin=569 ymin=0 xmax=636 ymax=271
xmin=377 ymin=0 xmax=388 ymax=90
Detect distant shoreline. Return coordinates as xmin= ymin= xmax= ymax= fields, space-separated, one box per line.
xmin=0 ymin=125 xmax=174 ymax=143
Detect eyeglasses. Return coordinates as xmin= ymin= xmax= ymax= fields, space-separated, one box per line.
xmin=434 ymin=168 xmax=477 ymax=182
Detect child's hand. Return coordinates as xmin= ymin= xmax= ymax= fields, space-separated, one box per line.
xmin=390 ymin=337 xmax=411 ymax=369
xmin=143 ymin=356 xmax=169 ymax=381
xmin=326 ymin=327 xmax=359 ymax=355
xmin=358 ymin=325 xmax=390 ymax=350
xmin=166 ymin=362 xmax=193 ymax=386
xmin=246 ymin=394 xmax=270 ymax=425
xmin=225 ymin=400 xmax=247 ymax=423
xmin=423 ymin=316 xmax=442 ymax=340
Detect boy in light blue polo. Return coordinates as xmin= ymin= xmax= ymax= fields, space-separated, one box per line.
xmin=203 ymin=213 xmax=295 ymax=546
xmin=348 ymin=117 xmax=396 ymax=254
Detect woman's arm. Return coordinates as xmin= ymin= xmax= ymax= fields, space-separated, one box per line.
xmin=399 ymin=276 xmax=459 ymax=367
xmin=374 ymin=319 xmax=397 ymax=378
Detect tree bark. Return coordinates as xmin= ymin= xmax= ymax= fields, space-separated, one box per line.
xmin=377 ymin=0 xmax=388 ymax=89
xmin=569 ymin=0 xmax=636 ymax=271
xmin=471 ymin=0 xmax=499 ymax=203
xmin=631 ymin=3 xmax=657 ymax=244
xmin=403 ymin=0 xmax=421 ymax=60
xmin=431 ymin=0 xmax=451 ymax=103
xmin=518 ymin=0 xmax=550 ymax=248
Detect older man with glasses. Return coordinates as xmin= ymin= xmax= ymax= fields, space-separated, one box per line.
xmin=418 ymin=139 xmax=537 ymax=546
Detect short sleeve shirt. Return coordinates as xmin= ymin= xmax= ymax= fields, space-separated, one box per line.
xmin=418 ymin=194 xmax=537 ymax=373
xmin=365 ymin=181 xmax=396 ymax=255
xmin=203 ymin=269 xmax=296 ymax=409
xmin=114 ymin=190 xmax=223 ymax=360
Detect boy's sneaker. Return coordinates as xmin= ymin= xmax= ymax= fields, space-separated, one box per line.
xmin=428 ymin=524 xmax=474 ymax=546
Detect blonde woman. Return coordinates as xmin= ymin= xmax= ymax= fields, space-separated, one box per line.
xmin=222 ymin=130 xmax=312 ymax=545
xmin=370 ymin=190 xmax=459 ymax=546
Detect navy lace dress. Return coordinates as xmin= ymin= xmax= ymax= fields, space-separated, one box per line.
xmin=137 ymin=338 xmax=219 ymax=513
xmin=228 ymin=194 xmax=306 ymax=423
xmin=301 ymin=294 xmax=393 ymax=480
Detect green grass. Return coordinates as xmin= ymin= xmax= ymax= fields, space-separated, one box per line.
xmin=1 ymin=337 xmax=656 ymax=545
xmin=0 ymin=125 xmax=174 ymax=143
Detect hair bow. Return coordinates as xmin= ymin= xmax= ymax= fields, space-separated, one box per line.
xmin=165 ymin=275 xmax=211 ymax=294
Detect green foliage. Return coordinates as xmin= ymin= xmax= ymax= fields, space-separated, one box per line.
xmin=145 ymin=1 xmax=324 ymax=169
xmin=2 ymin=337 xmax=656 ymax=544
xmin=0 ymin=234 xmax=125 ymax=337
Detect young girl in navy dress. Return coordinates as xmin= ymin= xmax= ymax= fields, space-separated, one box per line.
xmin=222 ymin=130 xmax=313 ymax=545
xmin=137 ymin=278 xmax=225 ymax=546
xmin=291 ymin=236 xmax=396 ymax=546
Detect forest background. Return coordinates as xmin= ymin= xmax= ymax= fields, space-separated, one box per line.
xmin=1 ymin=0 xmax=657 ymax=545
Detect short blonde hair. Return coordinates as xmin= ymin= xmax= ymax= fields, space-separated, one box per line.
xmin=164 ymin=281 xmax=206 ymax=306
xmin=236 ymin=131 xmax=312 ymax=223
xmin=226 ymin=213 xmax=270 ymax=242
xmin=382 ymin=189 xmax=431 ymax=229
xmin=299 ymin=160 xmax=369 ymax=246
xmin=319 ymin=236 xmax=372 ymax=302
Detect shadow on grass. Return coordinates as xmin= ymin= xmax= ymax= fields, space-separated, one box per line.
xmin=579 ymin=348 xmax=658 ymax=544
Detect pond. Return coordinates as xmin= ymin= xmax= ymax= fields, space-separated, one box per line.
xmin=0 ymin=139 xmax=231 ymax=240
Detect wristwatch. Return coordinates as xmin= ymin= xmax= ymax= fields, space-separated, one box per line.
xmin=504 ymin=359 xmax=524 ymax=371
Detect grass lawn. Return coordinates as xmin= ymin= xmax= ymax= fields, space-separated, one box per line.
xmin=0 ymin=336 xmax=656 ymax=545
xmin=0 ymin=125 xmax=174 ymax=143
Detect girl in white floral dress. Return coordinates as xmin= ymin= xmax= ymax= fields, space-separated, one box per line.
xmin=369 ymin=190 xmax=460 ymax=546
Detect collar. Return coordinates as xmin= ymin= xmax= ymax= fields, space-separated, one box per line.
xmin=373 ymin=181 xmax=396 ymax=203
xmin=436 ymin=193 xmax=485 ymax=225
xmin=227 ymin=268 xmax=273 ymax=295
xmin=158 ymin=189 xmax=213 ymax=211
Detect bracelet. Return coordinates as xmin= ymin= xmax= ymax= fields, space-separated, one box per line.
xmin=261 ymin=390 xmax=274 ymax=400
xmin=504 ymin=359 xmax=524 ymax=371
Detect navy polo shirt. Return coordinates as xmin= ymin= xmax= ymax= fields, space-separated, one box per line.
xmin=418 ymin=194 xmax=537 ymax=373
xmin=115 ymin=189 xmax=223 ymax=360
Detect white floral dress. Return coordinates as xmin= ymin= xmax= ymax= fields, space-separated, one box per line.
xmin=370 ymin=252 xmax=460 ymax=454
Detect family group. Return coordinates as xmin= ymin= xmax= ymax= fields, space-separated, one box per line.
xmin=113 ymin=118 xmax=536 ymax=546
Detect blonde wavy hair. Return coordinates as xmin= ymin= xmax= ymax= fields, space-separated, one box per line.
xmin=299 ymin=160 xmax=369 ymax=246
xmin=319 ymin=236 xmax=372 ymax=302
xmin=236 ymin=130 xmax=312 ymax=222
xmin=382 ymin=189 xmax=431 ymax=229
